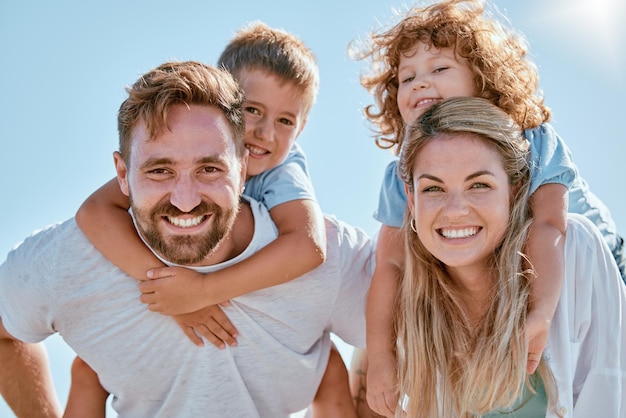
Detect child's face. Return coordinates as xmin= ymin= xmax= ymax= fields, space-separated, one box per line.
xmin=237 ymin=69 xmax=308 ymax=179
xmin=397 ymin=42 xmax=477 ymax=124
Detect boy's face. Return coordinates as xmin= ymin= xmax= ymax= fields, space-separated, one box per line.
xmin=237 ymin=69 xmax=308 ymax=178
xmin=396 ymin=42 xmax=477 ymax=124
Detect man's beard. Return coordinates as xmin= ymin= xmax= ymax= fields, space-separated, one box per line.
xmin=131 ymin=198 xmax=239 ymax=265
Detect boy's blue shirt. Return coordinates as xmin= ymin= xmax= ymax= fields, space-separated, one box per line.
xmin=243 ymin=143 xmax=317 ymax=210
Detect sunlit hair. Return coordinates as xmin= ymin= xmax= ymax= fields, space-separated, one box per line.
xmin=218 ymin=21 xmax=320 ymax=115
xmin=350 ymin=0 xmax=550 ymax=155
xmin=397 ymin=97 xmax=558 ymax=417
xmin=117 ymin=61 xmax=246 ymax=165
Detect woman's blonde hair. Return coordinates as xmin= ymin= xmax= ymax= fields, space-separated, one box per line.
xmin=397 ymin=97 xmax=558 ymax=417
xmin=351 ymin=0 xmax=550 ymax=155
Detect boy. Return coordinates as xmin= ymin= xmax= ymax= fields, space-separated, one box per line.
xmin=65 ymin=22 xmax=358 ymax=417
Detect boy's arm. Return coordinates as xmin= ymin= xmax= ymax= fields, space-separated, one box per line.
xmin=526 ymin=183 xmax=568 ymax=373
xmin=63 ymin=357 xmax=108 ymax=418
xmin=76 ymin=179 xmax=237 ymax=348
xmin=365 ymin=225 xmax=403 ymax=417
xmin=76 ymin=178 xmax=165 ymax=278
xmin=139 ymin=199 xmax=327 ymax=313
xmin=0 ymin=319 xmax=62 ymax=418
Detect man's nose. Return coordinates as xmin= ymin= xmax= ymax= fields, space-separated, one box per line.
xmin=169 ymin=176 xmax=202 ymax=213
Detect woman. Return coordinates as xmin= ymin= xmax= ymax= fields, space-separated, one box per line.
xmin=396 ymin=97 xmax=625 ymax=417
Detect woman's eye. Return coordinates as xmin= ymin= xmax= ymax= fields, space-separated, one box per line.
xmin=422 ymin=185 xmax=443 ymax=193
xmin=471 ymin=182 xmax=490 ymax=190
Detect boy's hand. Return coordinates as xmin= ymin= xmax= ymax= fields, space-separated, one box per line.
xmin=137 ymin=266 xmax=217 ymax=315
xmin=366 ymin=350 xmax=398 ymax=418
xmin=173 ymin=305 xmax=238 ymax=348
xmin=525 ymin=310 xmax=551 ymax=374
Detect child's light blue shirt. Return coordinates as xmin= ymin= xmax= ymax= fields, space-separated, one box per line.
xmin=374 ymin=122 xmax=621 ymax=253
xmin=244 ymin=143 xmax=317 ymax=210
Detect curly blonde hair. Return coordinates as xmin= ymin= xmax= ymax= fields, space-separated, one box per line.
xmin=351 ymin=0 xmax=550 ymax=154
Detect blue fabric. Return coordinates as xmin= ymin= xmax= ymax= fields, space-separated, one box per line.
xmin=243 ymin=143 xmax=316 ymax=210
xmin=483 ymin=373 xmax=547 ymax=418
xmin=373 ymin=122 xmax=623 ymax=262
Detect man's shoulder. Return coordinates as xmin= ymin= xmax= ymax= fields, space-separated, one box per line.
xmin=7 ymin=218 xmax=78 ymax=255
xmin=323 ymin=215 xmax=374 ymax=263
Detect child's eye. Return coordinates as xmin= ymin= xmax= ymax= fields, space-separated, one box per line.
xmin=401 ymin=75 xmax=415 ymax=84
xmin=278 ymin=117 xmax=294 ymax=126
xmin=433 ymin=66 xmax=449 ymax=73
xmin=244 ymin=106 xmax=260 ymax=116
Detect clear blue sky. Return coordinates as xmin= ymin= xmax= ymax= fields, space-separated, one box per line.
xmin=1 ymin=0 xmax=624 ymax=415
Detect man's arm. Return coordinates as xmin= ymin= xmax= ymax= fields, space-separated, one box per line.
xmin=0 ymin=318 xmax=61 ymax=418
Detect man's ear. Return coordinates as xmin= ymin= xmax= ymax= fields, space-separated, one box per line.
xmin=239 ymin=150 xmax=249 ymax=194
xmin=113 ymin=151 xmax=130 ymax=197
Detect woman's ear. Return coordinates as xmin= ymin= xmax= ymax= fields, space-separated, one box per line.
xmin=405 ymin=183 xmax=416 ymax=219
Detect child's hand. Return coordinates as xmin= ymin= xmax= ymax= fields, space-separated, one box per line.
xmin=137 ymin=266 xmax=217 ymax=315
xmin=366 ymin=350 xmax=398 ymax=417
xmin=173 ymin=305 xmax=238 ymax=348
xmin=525 ymin=310 xmax=551 ymax=374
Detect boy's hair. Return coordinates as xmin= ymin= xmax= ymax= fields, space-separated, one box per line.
xmin=351 ymin=0 xmax=551 ymax=154
xmin=218 ymin=21 xmax=320 ymax=116
xmin=117 ymin=61 xmax=246 ymax=165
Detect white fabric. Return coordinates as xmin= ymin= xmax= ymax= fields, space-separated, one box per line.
xmin=543 ymin=214 xmax=626 ymax=417
xmin=0 ymin=198 xmax=374 ymax=417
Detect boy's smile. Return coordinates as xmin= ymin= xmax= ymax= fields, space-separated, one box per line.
xmin=238 ymin=69 xmax=308 ymax=179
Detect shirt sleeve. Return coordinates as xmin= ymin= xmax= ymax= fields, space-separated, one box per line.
xmin=525 ymin=123 xmax=577 ymax=195
xmin=0 ymin=224 xmax=60 ymax=343
xmin=562 ymin=214 xmax=626 ymax=416
xmin=373 ymin=159 xmax=408 ymax=228
xmin=243 ymin=143 xmax=316 ymax=210
xmin=325 ymin=216 xmax=374 ymax=348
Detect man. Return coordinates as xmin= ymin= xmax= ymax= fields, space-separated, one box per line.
xmin=0 ymin=61 xmax=373 ymax=417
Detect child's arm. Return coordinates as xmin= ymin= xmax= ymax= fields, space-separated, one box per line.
xmin=526 ymin=183 xmax=568 ymax=374
xmin=63 ymin=357 xmax=108 ymax=418
xmin=138 ymin=198 xmax=327 ymax=313
xmin=76 ymin=179 xmax=238 ymax=348
xmin=76 ymin=178 xmax=164 ymax=278
xmin=364 ymin=225 xmax=403 ymax=417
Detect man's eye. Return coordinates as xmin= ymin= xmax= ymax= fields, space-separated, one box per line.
xmin=148 ymin=168 xmax=169 ymax=175
xmin=201 ymin=166 xmax=219 ymax=174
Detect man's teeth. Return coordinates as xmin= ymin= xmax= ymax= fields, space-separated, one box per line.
xmin=440 ymin=227 xmax=478 ymax=239
xmin=167 ymin=216 xmax=205 ymax=228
